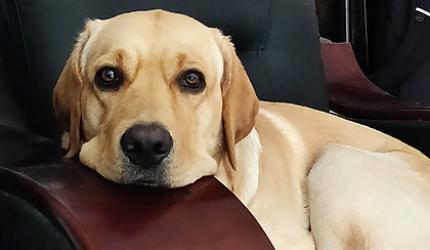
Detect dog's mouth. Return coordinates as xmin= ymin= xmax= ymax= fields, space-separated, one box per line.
xmin=120 ymin=158 xmax=172 ymax=187
xmin=123 ymin=171 xmax=170 ymax=187
xmin=133 ymin=179 xmax=161 ymax=187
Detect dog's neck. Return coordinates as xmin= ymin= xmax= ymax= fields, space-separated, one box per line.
xmin=215 ymin=128 xmax=262 ymax=206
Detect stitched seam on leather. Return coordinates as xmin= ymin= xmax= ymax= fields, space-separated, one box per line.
xmin=256 ymin=0 xmax=274 ymax=86
xmin=257 ymin=0 xmax=272 ymax=52
xmin=13 ymin=0 xmax=32 ymax=75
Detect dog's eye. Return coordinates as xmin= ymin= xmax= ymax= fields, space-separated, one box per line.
xmin=95 ymin=67 xmax=123 ymax=91
xmin=178 ymin=70 xmax=205 ymax=92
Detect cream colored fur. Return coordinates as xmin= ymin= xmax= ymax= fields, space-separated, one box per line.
xmin=53 ymin=10 xmax=430 ymax=250
xmin=217 ymin=103 xmax=430 ymax=249
xmin=216 ymin=128 xmax=262 ymax=205
xmin=309 ymin=144 xmax=430 ymax=250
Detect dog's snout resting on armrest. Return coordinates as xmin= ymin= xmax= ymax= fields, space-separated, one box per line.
xmin=53 ymin=10 xmax=430 ymax=250
xmin=119 ymin=122 xmax=174 ymax=185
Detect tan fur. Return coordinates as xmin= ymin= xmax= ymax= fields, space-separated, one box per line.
xmin=53 ymin=10 xmax=430 ymax=250
xmin=212 ymin=28 xmax=259 ymax=170
xmin=342 ymin=224 xmax=368 ymax=250
xmin=53 ymin=21 xmax=92 ymax=157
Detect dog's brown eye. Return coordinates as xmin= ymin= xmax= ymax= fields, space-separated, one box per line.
xmin=95 ymin=67 xmax=123 ymax=91
xmin=185 ymin=72 xmax=200 ymax=84
xmin=179 ymin=70 xmax=205 ymax=92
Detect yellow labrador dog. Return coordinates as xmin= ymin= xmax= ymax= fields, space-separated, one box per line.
xmin=53 ymin=10 xmax=430 ymax=250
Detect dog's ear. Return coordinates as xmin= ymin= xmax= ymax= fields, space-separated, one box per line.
xmin=53 ymin=20 xmax=99 ymax=158
xmin=211 ymin=29 xmax=259 ymax=170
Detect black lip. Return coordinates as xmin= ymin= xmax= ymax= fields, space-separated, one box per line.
xmin=134 ymin=179 xmax=159 ymax=187
xmin=122 ymin=166 xmax=168 ymax=187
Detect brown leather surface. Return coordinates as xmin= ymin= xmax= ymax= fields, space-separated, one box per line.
xmin=0 ymin=127 xmax=273 ymax=250
xmin=321 ymin=42 xmax=430 ymax=120
xmin=0 ymin=163 xmax=273 ymax=250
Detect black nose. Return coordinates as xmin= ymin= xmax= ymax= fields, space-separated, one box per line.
xmin=120 ymin=123 xmax=173 ymax=168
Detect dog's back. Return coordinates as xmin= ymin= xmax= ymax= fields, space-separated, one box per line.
xmin=253 ymin=101 xmax=430 ymax=249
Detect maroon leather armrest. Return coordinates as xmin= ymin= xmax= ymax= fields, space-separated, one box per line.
xmin=0 ymin=163 xmax=273 ymax=250
xmin=320 ymin=42 xmax=430 ymax=120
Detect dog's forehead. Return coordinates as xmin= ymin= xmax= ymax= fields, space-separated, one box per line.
xmin=82 ymin=10 xmax=222 ymax=68
xmin=97 ymin=10 xmax=214 ymax=50
xmin=82 ymin=10 xmax=223 ymax=81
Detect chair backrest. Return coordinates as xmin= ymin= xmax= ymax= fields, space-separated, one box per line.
xmin=0 ymin=0 xmax=327 ymax=138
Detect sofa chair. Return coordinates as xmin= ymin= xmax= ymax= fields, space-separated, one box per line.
xmin=0 ymin=0 xmax=325 ymax=249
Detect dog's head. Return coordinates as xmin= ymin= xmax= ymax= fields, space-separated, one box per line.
xmin=53 ymin=10 xmax=259 ymax=187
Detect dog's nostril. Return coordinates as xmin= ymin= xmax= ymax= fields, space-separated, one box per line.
xmin=120 ymin=123 xmax=173 ymax=168
xmin=153 ymin=141 xmax=171 ymax=154
xmin=125 ymin=144 xmax=136 ymax=152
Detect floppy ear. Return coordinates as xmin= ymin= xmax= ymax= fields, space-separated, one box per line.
xmin=53 ymin=20 xmax=98 ymax=158
xmin=212 ymin=29 xmax=259 ymax=170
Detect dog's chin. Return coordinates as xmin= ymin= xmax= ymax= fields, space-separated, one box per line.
xmin=120 ymin=164 xmax=170 ymax=188
xmin=120 ymin=168 xmax=201 ymax=189
xmin=120 ymin=167 xmax=216 ymax=189
xmin=131 ymin=178 xmax=168 ymax=188
xmin=119 ymin=155 xmax=219 ymax=188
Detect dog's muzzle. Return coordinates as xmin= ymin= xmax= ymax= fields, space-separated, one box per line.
xmin=120 ymin=123 xmax=173 ymax=169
